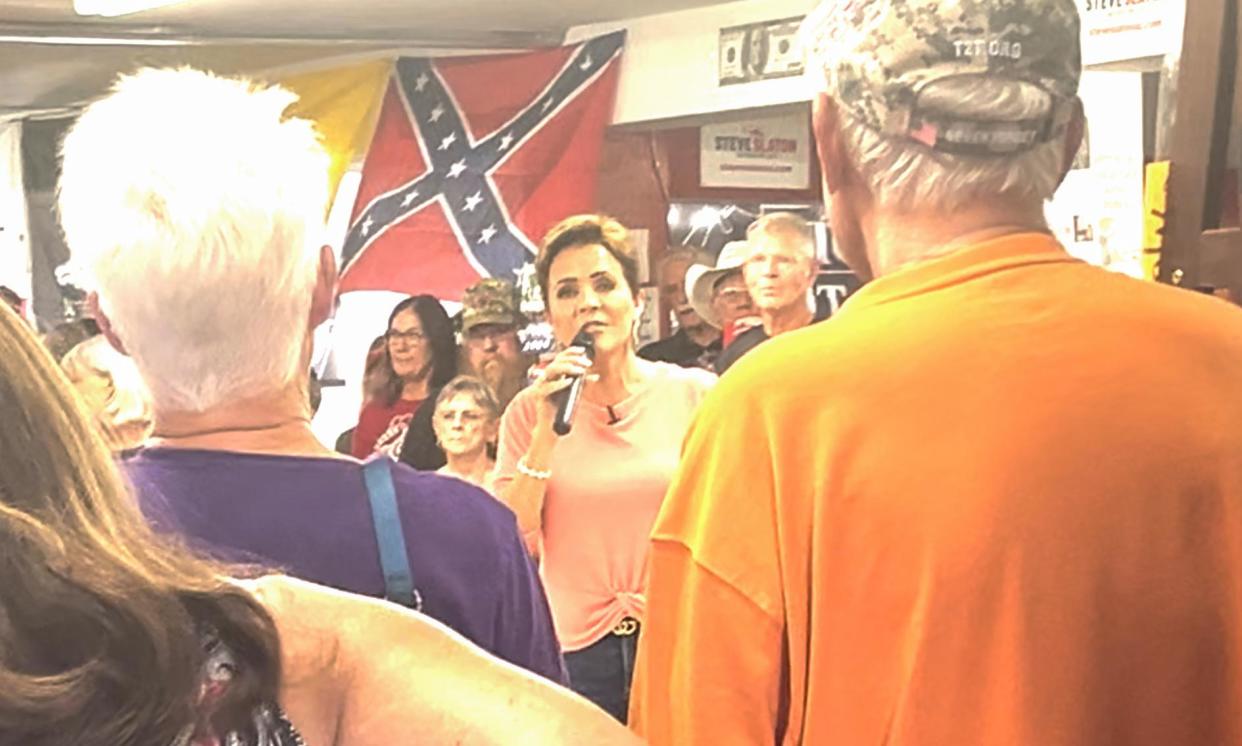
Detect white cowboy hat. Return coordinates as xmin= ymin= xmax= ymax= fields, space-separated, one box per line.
xmin=685 ymin=240 xmax=752 ymax=329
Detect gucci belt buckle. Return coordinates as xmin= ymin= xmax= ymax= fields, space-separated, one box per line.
xmin=612 ymin=617 xmax=639 ymax=636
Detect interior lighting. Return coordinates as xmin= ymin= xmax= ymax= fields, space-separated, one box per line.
xmin=73 ymin=0 xmax=187 ymax=18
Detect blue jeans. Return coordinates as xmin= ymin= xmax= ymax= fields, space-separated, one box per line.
xmin=564 ymin=621 xmax=640 ymax=723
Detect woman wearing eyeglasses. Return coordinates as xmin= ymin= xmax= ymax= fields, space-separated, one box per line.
xmin=350 ymin=295 xmax=457 ymax=465
xmin=433 ymin=375 xmax=502 ymax=490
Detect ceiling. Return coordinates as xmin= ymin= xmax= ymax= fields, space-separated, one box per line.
xmin=0 ymin=0 xmax=725 ymax=116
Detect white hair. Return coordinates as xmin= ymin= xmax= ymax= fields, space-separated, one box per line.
xmin=747 ymin=212 xmax=816 ymax=262
xmin=802 ymin=7 xmax=1068 ymax=213
xmin=58 ymin=68 xmax=330 ymax=412
xmin=838 ymin=79 xmax=1066 ymax=212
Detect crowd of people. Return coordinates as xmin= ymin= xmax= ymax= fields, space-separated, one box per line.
xmin=3 ymin=0 xmax=1242 ymax=744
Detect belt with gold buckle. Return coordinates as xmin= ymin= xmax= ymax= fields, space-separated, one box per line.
xmin=612 ymin=617 xmax=640 ymax=636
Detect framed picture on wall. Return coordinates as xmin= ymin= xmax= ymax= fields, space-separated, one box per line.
xmin=630 ymin=228 xmax=652 ymax=284
xmin=635 ymin=285 xmax=662 ymax=349
xmin=666 ymin=201 xmax=761 ymax=257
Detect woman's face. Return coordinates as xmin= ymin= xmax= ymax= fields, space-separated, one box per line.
xmin=546 ymin=244 xmax=637 ymax=355
xmin=386 ymin=308 xmax=430 ymax=380
xmin=433 ymin=393 xmax=497 ymax=458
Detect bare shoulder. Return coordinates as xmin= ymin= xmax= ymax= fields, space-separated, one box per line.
xmin=242 ymin=575 xmax=418 ymax=652
xmin=237 ymin=576 xmax=355 ymax=745
xmin=243 ymin=577 xmax=641 ymax=745
xmin=242 ymin=574 xmax=355 ymax=623
xmin=238 ymin=576 xmax=351 ymax=678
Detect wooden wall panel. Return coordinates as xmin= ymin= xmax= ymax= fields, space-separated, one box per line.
xmin=596 ymin=129 xmax=672 ymax=271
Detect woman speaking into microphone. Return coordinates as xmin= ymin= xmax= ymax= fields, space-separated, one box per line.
xmin=495 ymin=215 xmax=715 ymax=722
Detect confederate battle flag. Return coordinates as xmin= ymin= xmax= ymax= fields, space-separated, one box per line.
xmin=338 ymin=32 xmax=626 ymax=301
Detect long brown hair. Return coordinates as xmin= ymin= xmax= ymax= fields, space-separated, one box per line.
xmin=379 ymin=295 xmax=458 ymax=406
xmin=0 ymin=303 xmax=281 ymax=745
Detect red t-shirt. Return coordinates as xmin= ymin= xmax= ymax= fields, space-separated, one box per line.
xmin=350 ymin=398 xmax=424 ymax=458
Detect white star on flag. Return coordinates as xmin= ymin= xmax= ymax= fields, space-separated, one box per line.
xmin=401 ymin=190 xmax=420 ymax=207
xmin=479 ymin=225 xmax=498 ymax=244
xmin=439 ymin=132 xmax=457 ymax=151
xmin=464 ymin=192 xmax=483 ymax=211
xmin=447 ymin=160 xmax=468 ymax=178
xmin=499 ymin=133 xmax=515 ymax=151
xmin=414 ymin=74 xmax=430 ymax=92
xmin=429 ymin=105 xmax=445 ymax=123
xmin=361 ymin=216 xmax=374 ymax=236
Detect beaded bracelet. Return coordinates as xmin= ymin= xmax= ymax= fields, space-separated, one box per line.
xmin=516 ymin=458 xmax=552 ymax=480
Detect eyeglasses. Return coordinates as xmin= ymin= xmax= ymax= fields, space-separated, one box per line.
xmin=436 ymin=409 xmax=487 ymax=424
xmin=387 ymin=328 xmax=427 ymax=345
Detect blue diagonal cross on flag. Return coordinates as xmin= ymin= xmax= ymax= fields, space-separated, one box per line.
xmin=339 ymin=31 xmax=626 ymax=301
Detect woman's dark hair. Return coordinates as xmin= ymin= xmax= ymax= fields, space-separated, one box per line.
xmin=380 ymin=295 xmax=458 ymax=406
xmin=536 ymin=214 xmax=641 ymax=305
xmin=361 ymin=334 xmax=389 ymax=402
xmin=0 ymin=302 xmax=281 ymax=745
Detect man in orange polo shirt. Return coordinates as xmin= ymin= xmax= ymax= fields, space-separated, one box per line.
xmin=630 ymin=1 xmax=1242 ymax=744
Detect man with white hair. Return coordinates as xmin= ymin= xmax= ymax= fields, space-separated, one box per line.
xmin=713 ymin=212 xmax=820 ymax=375
xmin=58 ymin=68 xmax=566 ymax=683
xmin=632 ymin=1 xmax=1242 ymax=743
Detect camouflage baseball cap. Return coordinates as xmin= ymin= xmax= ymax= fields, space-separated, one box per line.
xmin=460 ymin=278 xmax=523 ymax=334
xmin=802 ymin=0 xmax=1082 ymax=156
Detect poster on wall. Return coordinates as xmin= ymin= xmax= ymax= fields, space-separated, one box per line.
xmin=667 ymin=201 xmax=760 ymax=256
xmin=635 ymin=286 xmax=662 ymax=350
xmin=1078 ymin=0 xmax=1184 ymax=66
xmin=700 ymin=112 xmax=811 ymax=190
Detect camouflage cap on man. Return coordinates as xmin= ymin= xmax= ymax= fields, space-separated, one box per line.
xmin=801 ymin=0 xmax=1082 ymax=156
xmin=460 ymin=278 xmax=524 ymax=335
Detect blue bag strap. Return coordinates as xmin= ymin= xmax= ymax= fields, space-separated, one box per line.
xmin=362 ymin=458 xmax=420 ymax=609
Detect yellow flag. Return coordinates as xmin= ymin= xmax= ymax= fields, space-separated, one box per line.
xmin=275 ymin=59 xmax=392 ymax=204
xmin=1142 ymin=161 xmax=1170 ymax=281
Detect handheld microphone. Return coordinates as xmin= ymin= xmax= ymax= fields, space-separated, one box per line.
xmin=552 ymin=328 xmax=596 ymax=436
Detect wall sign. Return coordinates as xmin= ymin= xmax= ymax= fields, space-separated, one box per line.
xmin=700 ymin=112 xmax=811 ymax=190
xmin=1078 ymin=0 xmax=1184 ymax=66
